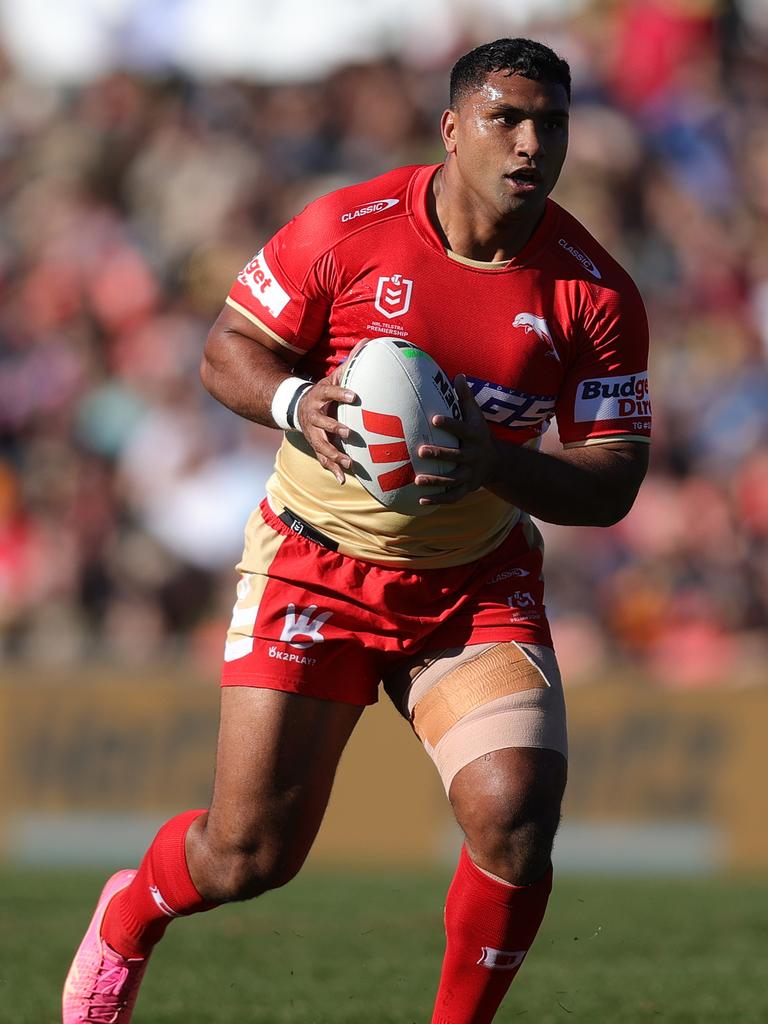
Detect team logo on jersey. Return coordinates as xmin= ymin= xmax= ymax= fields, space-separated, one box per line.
xmin=477 ymin=947 xmax=527 ymax=971
xmin=237 ymin=250 xmax=290 ymax=317
xmin=465 ymin=377 xmax=556 ymax=431
xmin=513 ymin=313 xmax=560 ymax=362
xmin=574 ymin=371 xmax=651 ymax=422
xmin=558 ymin=238 xmax=602 ymax=279
xmin=341 ymin=198 xmax=399 ymax=223
xmin=280 ymin=604 xmax=333 ymax=649
xmin=374 ymin=274 xmax=413 ymax=319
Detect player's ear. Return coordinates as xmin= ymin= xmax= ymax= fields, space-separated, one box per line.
xmin=441 ymin=108 xmax=458 ymax=153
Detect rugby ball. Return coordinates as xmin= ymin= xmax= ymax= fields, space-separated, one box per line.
xmin=336 ymin=338 xmax=462 ymax=515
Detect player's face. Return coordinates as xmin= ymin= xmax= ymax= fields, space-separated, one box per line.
xmin=442 ymin=72 xmax=570 ymax=219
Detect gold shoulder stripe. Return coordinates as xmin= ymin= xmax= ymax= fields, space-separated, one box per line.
xmin=225 ymin=297 xmax=306 ymax=354
xmin=562 ymin=435 xmax=652 ymax=449
xmin=445 ymin=249 xmax=512 ymax=269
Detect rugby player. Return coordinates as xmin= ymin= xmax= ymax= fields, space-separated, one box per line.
xmin=63 ymin=38 xmax=650 ymax=1024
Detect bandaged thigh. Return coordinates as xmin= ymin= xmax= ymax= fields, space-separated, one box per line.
xmin=402 ymin=642 xmax=567 ymax=793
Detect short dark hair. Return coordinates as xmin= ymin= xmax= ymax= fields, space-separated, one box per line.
xmin=450 ymin=38 xmax=571 ymax=108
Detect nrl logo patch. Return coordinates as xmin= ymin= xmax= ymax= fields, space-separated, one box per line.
xmin=375 ymin=273 xmax=413 ymax=319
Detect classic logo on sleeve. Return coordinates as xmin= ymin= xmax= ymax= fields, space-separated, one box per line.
xmin=341 ymin=198 xmax=399 ymax=222
xmin=574 ymin=371 xmax=651 ymax=422
xmin=237 ymin=249 xmax=290 ymax=317
xmin=558 ymin=238 xmax=602 ymax=280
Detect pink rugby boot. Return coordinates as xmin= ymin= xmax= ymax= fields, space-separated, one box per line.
xmin=62 ymin=869 xmax=150 ymax=1023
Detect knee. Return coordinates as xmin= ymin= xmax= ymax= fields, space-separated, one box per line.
xmin=451 ymin=748 xmax=567 ymax=886
xmin=194 ymin=828 xmax=307 ymax=902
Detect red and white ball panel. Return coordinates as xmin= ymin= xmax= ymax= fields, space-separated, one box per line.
xmin=336 ymin=338 xmax=462 ymax=515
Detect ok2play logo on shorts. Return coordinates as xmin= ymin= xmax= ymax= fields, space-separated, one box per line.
xmin=280 ymin=604 xmax=332 ymax=649
xmin=574 ymin=371 xmax=651 ymax=423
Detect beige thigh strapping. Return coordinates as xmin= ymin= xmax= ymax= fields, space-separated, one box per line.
xmin=384 ymin=642 xmax=567 ymax=794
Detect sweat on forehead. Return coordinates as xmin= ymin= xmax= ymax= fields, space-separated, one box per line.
xmin=449 ymin=37 xmax=571 ymax=109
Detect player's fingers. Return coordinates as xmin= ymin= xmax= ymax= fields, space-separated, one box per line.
xmin=430 ymin=415 xmax=480 ymax=439
xmin=316 ymin=452 xmax=347 ymax=484
xmin=418 ymin=443 xmax=464 ymax=461
xmin=419 ymin=486 xmax=469 ymax=506
xmin=415 ymin=469 xmax=471 ymax=488
xmin=313 ymin=381 xmax=357 ymax=405
xmin=307 ymin=412 xmax=351 ymax=438
xmin=307 ymin=431 xmax=352 ymax=478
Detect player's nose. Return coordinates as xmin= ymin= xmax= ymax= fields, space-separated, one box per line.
xmin=515 ymin=118 xmax=545 ymax=159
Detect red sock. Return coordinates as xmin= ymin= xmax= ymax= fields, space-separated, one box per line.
xmin=101 ymin=809 xmax=220 ymax=958
xmin=431 ymin=846 xmax=553 ymax=1024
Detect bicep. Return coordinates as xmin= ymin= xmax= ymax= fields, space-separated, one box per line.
xmin=203 ymin=303 xmax=302 ymax=371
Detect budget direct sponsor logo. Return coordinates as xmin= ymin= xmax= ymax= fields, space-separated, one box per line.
xmin=558 ymin=238 xmax=602 ymax=280
xmin=237 ymin=249 xmax=290 ymax=317
xmin=465 ymin=377 xmax=556 ymax=431
xmin=341 ymin=198 xmax=399 ymax=222
xmin=574 ymin=371 xmax=651 ymax=422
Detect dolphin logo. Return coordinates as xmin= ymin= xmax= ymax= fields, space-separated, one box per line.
xmin=513 ymin=313 xmax=560 ymax=362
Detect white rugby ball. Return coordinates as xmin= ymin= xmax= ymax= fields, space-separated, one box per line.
xmin=336 ymin=338 xmax=462 ymax=515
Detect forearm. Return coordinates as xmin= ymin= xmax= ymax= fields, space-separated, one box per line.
xmin=200 ymin=329 xmax=299 ymax=429
xmin=486 ymin=440 xmax=645 ymax=527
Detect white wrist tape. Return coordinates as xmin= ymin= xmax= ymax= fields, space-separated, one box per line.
xmin=271 ymin=376 xmax=313 ymax=431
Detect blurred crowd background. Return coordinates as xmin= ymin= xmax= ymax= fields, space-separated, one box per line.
xmin=1 ymin=0 xmax=767 ymax=687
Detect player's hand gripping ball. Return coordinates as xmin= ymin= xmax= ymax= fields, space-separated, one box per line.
xmin=335 ymin=338 xmax=462 ymax=515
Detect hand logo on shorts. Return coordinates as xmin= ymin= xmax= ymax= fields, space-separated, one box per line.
xmin=280 ymin=604 xmax=333 ymax=649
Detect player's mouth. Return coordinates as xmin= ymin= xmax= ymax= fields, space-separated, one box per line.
xmin=504 ymin=167 xmax=543 ymax=193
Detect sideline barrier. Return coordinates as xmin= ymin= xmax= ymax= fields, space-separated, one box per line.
xmin=0 ymin=667 xmax=765 ymax=870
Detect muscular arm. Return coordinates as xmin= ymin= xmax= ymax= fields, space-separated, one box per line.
xmin=200 ymin=305 xmax=301 ymax=426
xmin=200 ymin=304 xmax=354 ymax=482
xmin=418 ymin=376 xmax=648 ymax=527
xmin=483 ymin=438 xmax=648 ymax=526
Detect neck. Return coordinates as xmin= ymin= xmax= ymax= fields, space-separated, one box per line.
xmin=430 ymin=163 xmax=547 ymax=263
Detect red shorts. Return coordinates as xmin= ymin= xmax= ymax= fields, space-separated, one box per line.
xmin=221 ymin=499 xmax=552 ymax=705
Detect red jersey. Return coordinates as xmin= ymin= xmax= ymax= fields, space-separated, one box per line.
xmin=227 ymin=164 xmax=650 ymax=567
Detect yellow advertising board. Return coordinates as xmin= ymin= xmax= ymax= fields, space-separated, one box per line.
xmin=0 ymin=668 xmax=766 ymax=871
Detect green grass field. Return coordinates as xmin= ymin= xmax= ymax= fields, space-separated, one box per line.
xmin=2 ymin=868 xmax=766 ymax=1023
